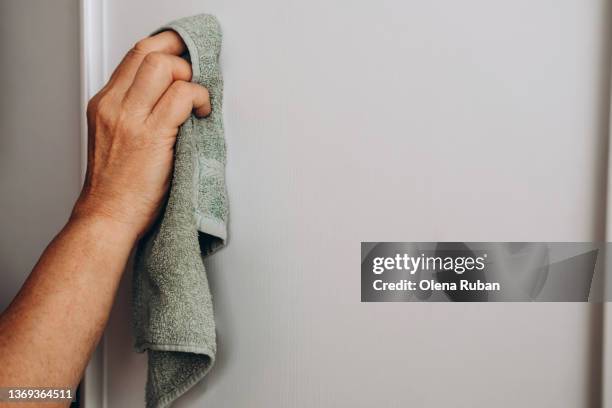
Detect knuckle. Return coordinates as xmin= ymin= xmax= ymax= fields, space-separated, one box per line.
xmin=89 ymin=94 xmax=116 ymax=127
xmin=86 ymin=95 xmax=100 ymax=118
xmin=97 ymin=96 xmax=113 ymax=116
xmin=132 ymin=38 xmax=154 ymax=55
xmin=171 ymin=81 xmax=192 ymax=98
xmin=142 ymin=52 xmax=168 ymax=72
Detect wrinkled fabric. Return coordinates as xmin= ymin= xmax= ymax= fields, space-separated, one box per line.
xmin=132 ymin=14 xmax=228 ymax=408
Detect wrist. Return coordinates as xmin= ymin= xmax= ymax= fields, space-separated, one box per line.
xmin=69 ymin=204 xmax=141 ymax=247
xmin=71 ymin=191 xmax=148 ymax=240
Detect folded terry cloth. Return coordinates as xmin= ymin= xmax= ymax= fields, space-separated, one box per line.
xmin=133 ymin=14 xmax=228 ymax=408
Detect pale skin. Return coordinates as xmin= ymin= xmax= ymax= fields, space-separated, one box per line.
xmin=0 ymin=31 xmax=210 ymax=407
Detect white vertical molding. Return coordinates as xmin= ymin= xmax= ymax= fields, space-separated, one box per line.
xmin=79 ymin=0 xmax=107 ymax=407
xmin=604 ymin=247 xmax=611 ymax=406
xmin=604 ymin=203 xmax=612 ymax=404
xmin=603 ymin=48 xmax=612 ymax=408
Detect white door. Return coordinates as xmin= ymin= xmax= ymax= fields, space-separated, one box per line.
xmin=93 ymin=1 xmax=610 ymax=406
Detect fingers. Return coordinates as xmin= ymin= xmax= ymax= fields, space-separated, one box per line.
xmin=123 ymin=53 xmax=192 ymax=114
xmin=106 ymin=31 xmax=187 ymax=96
xmin=102 ymin=30 xmax=210 ymax=133
xmin=148 ymin=81 xmax=211 ymax=131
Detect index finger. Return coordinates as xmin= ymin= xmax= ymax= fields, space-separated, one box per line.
xmin=105 ymin=30 xmax=186 ymax=96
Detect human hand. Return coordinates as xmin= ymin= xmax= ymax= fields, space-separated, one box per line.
xmin=71 ymin=31 xmax=211 ymax=239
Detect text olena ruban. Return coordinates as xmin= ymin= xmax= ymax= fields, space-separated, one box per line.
xmin=372 ymin=253 xmax=487 ymax=275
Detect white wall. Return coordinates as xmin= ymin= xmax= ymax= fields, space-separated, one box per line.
xmin=0 ymin=0 xmax=81 ymax=310
xmin=100 ymin=1 xmax=612 ymax=407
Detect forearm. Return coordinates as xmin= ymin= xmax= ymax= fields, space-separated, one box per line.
xmin=0 ymin=215 xmax=137 ymax=390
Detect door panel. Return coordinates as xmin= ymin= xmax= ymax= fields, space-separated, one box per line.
xmin=103 ymin=1 xmax=611 ymax=406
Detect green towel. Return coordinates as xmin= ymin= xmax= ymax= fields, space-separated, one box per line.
xmin=133 ymin=14 xmax=228 ymax=408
